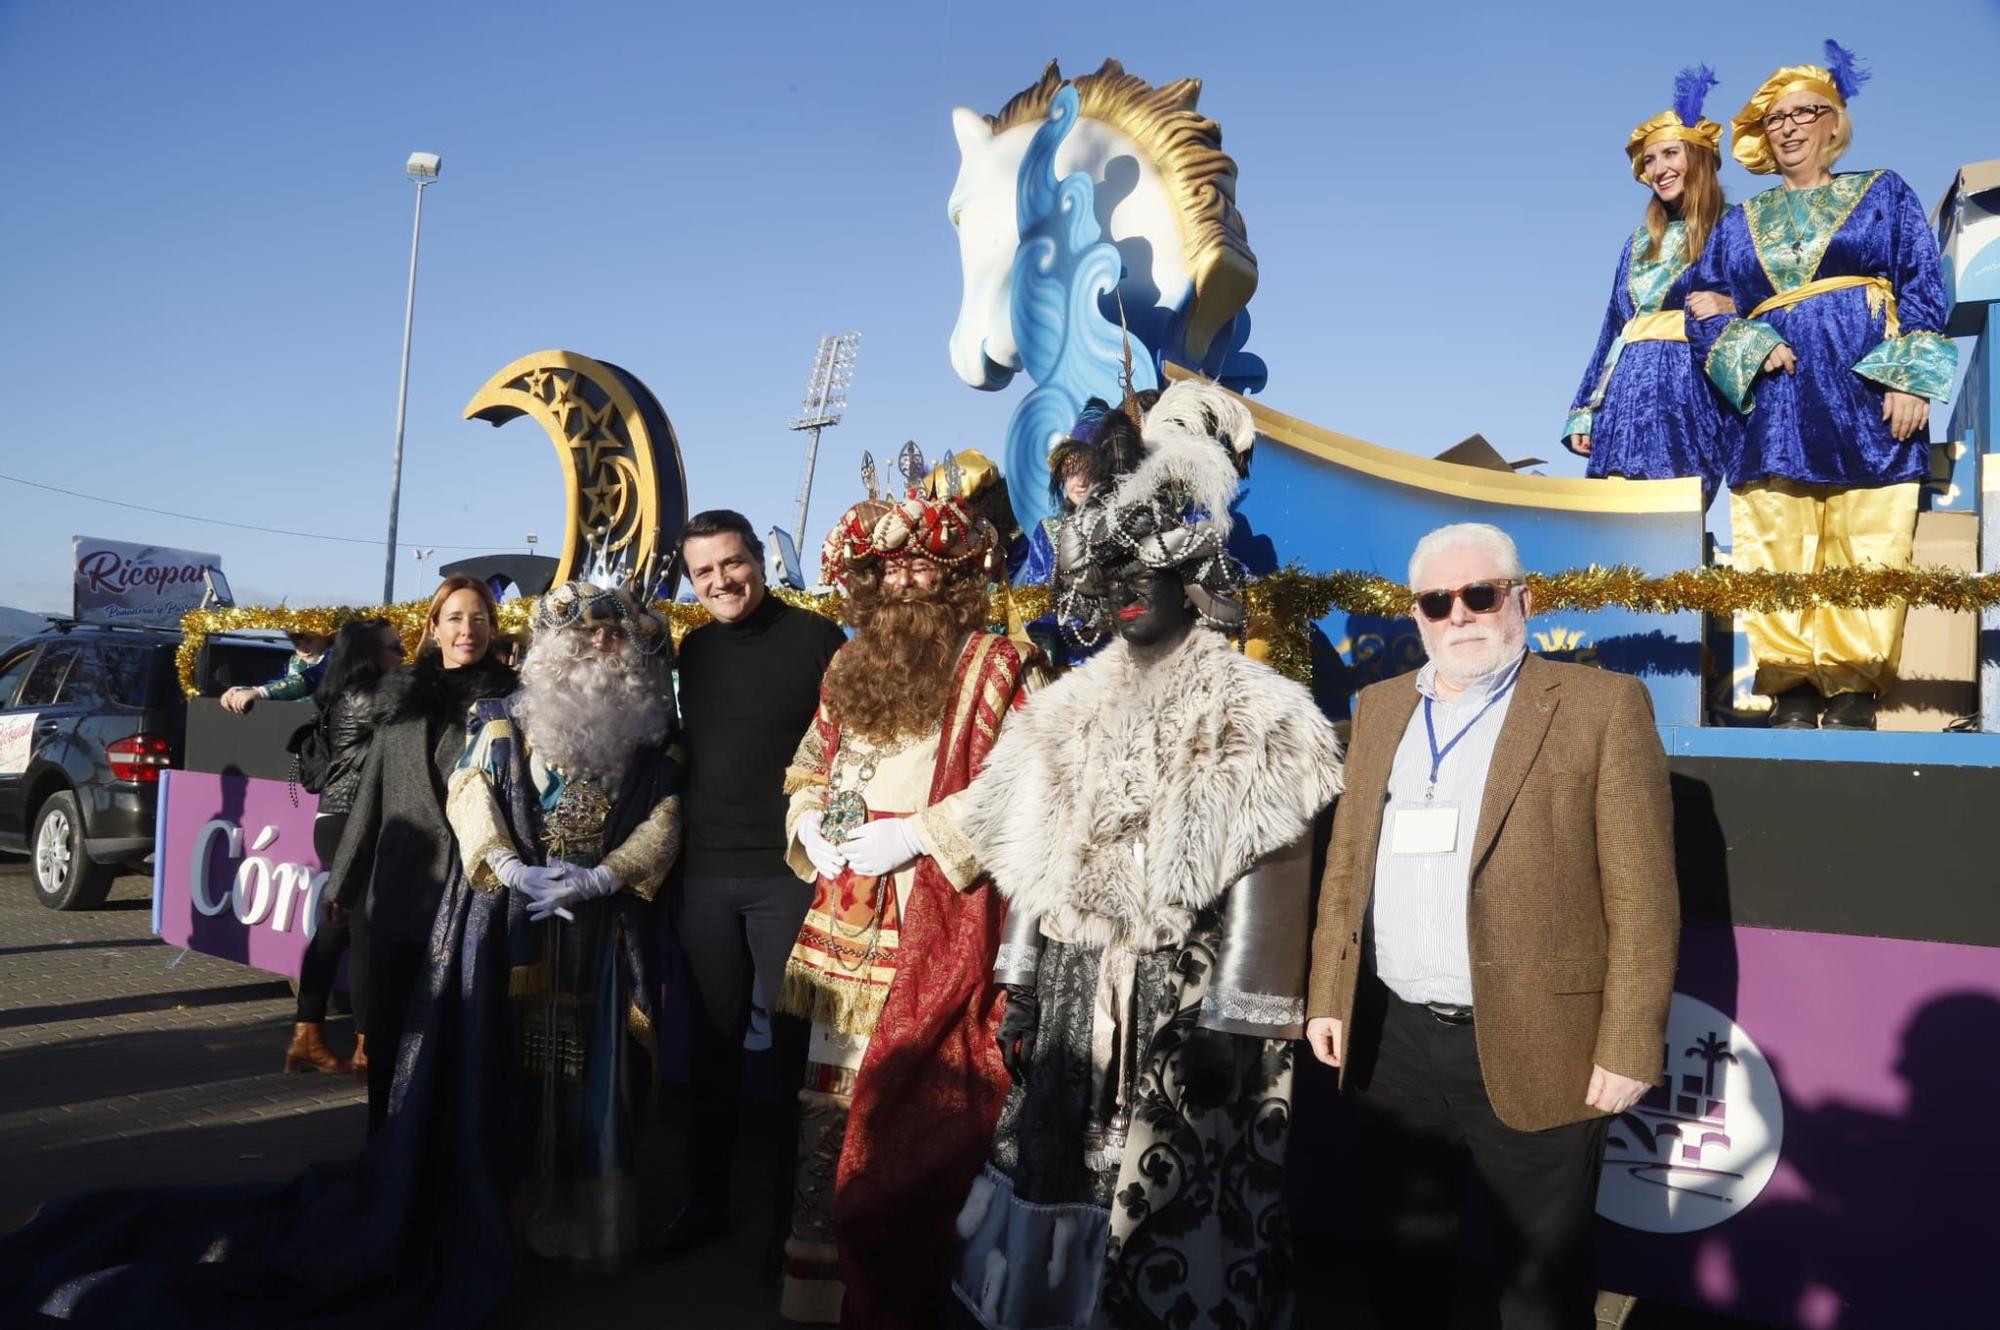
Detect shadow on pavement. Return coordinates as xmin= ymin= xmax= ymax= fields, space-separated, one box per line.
xmin=0 ymin=980 xmax=294 ymax=1031
xmin=0 ymin=1016 xmax=360 ymax=1114
xmin=0 ymin=937 xmax=162 ymax=959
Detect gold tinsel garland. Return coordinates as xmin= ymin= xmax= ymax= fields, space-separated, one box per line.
xmin=176 ymin=588 xmax=854 ymax=697
xmin=175 ymin=563 xmax=2000 ymax=696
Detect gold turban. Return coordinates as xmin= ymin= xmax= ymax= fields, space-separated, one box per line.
xmin=919 ymin=447 xmax=1000 ymax=504
xmin=1731 ymin=64 xmax=1845 ymax=175
xmin=1625 ymin=110 xmax=1725 ymax=181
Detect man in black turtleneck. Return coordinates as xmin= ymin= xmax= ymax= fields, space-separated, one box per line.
xmin=660 ymin=509 xmax=846 ymax=1264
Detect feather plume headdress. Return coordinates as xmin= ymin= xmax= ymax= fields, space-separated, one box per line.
xmin=1054 ymin=378 xmax=1254 ymax=642
xmin=1625 ymin=65 xmax=1724 ymax=181
xmin=1732 ymin=40 xmax=1869 ymax=176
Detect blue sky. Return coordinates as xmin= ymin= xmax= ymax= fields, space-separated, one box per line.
xmin=2 ymin=0 xmax=1995 ymax=613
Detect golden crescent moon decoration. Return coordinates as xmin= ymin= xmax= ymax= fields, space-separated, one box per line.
xmin=462 ymin=350 xmax=690 ymax=593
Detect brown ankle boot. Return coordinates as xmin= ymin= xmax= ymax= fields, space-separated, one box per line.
xmin=349 ymin=1033 xmax=369 ymax=1081
xmin=284 ymin=1022 xmax=350 ymax=1074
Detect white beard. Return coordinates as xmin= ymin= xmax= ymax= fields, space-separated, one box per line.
xmin=1422 ymin=616 xmax=1527 ymax=687
xmin=511 ymin=631 xmax=674 ymax=783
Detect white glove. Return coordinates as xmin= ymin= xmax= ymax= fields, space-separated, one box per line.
xmin=797 ymin=811 xmax=848 ymax=879
xmin=521 ymin=861 xmax=621 ymax=923
xmin=491 ymin=850 xmax=569 ymax=896
xmin=841 ymin=817 xmax=927 ymax=877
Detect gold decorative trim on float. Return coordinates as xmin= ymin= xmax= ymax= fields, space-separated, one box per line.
xmin=461 ymin=350 xmax=686 ymax=587
xmin=1162 ymin=365 xmax=1705 ymax=514
xmin=177 ymin=570 xmax=2000 ymax=697
xmin=175 ymin=590 xmax=831 ymax=698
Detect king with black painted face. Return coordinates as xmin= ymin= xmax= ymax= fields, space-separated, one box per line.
xmin=1108 ymin=562 xmax=1196 ymax=650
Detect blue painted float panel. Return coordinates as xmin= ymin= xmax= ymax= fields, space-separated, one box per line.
xmin=1226 ymin=384 xmax=1707 ymax=726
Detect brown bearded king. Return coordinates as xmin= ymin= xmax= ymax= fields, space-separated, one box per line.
xmin=775 ymin=477 xmax=1045 ymax=1328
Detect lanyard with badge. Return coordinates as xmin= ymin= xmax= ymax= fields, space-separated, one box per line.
xmin=1389 ymin=656 xmax=1522 ymax=856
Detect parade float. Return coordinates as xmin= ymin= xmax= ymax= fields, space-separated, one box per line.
xmin=148 ymin=56 xmax=2000 ymax=1329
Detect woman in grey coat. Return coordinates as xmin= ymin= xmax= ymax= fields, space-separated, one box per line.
xmin=329 ymin=576 xmax=517 ymax=1132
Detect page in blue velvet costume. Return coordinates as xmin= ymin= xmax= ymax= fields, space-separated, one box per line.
xmin=1564 ymin=222 xmax=1729 ymax=499
xmin=0 ymin=709 xmax=674 ymax=1328
xmin=1687 ymin=45 xmax=1959 ymax=710
xmin=1687 ymin=169 xmax=1956 ymax=489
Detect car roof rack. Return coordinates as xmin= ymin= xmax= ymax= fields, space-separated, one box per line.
xmin=38 ymin=617 xmax=179 ymax=639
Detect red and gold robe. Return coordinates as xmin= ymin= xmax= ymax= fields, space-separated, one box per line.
xmin=776 ymin=630 xmax=1042 ymax=1329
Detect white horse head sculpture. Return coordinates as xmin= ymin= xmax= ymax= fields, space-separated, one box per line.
xmin=946 ymin=60 xmax=1257 ymax=391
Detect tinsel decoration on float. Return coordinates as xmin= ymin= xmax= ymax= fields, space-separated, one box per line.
xmin=179 ymin=564 xmax=2000 ymax=696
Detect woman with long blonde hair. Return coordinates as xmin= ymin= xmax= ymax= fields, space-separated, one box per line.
xmin=1563 ymin=66 xmax=1733 ymax=503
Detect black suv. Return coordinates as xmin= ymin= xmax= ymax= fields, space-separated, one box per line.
xmin=0 ymin=620 xmax=291 ymax=909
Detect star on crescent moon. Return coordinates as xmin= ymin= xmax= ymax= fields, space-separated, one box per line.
xmin=570 ymin=398 xmax=625 ymax=474
xmin=580 ymin=470 xmax=625 ymax=527
xmin=546 ymin=372 xmax=584 ymax=437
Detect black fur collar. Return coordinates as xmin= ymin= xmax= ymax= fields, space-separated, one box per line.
xmin=384 ymin=652 xmax=517 ymax=723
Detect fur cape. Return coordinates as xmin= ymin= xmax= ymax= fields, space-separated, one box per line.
xmin=959 ymin=627 xmax=1343 ymax=951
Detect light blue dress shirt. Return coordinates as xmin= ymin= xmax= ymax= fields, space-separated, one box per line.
xmin=1368 ymin=650 xmax=1526 ymax=1007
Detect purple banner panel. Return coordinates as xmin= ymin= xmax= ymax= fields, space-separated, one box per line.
xmin=1600 ymin=922 xmax=2000 ymax=1329
xmin=153 ymin=768 xmax=325 ymax=979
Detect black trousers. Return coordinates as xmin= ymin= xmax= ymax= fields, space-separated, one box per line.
xmin=358 ymin=930 xmax=428 ymax=1136
xmin=676 ymin=872 xmax=813 ymax=1223
xmin=1346 ymin=978 xmax=1610 ymax=1330
xmin=295 ymin=814 xmax=357 ymax=1026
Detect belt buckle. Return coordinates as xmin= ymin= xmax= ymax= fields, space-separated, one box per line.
xmin=1423 ymin=1002 xmax=1474 ymax=1026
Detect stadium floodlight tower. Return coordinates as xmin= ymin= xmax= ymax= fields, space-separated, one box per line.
xmin=787 ymin=332 xmax=861 ymax=554
xmin=382 ymin=151 xmax=442 ymax=604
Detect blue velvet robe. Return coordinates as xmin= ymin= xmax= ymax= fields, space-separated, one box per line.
xmin=1564 ymin=220 xmax=1731 ymax=499
xmin=1687 ymin=170 xmax=1958 ymax=489
xmin=1015 ymin=516 xmax=1058 ymax=586
xmin=0 ymin=850 xmax=530 ymax=1328
xmin=0 ymin=722 xmax=674 ymax=1329
xmin=453 ymin=698 xmax=672 ymax=1268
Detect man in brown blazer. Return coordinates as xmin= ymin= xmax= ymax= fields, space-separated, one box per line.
xmin=1304 ymin=522 xmax=1678 ymax=1330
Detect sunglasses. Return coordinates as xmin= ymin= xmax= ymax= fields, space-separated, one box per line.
xmin=1414 ymin=579 xmax=1523 ymax=622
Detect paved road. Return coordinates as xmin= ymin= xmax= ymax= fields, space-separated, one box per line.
xmin=0 ymin=858 xmax=797 ymax=1328
xmin=0 ymin=858 xmax=1751 ymax=1329
xmin=0 ymin=858 xmax=363 ymax=1231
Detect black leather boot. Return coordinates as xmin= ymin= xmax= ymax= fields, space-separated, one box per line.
xmin=1821 ymin=692 xmax=1879 ymax=731
xmin=1767 ymin=689 xmax=1822 ymax=730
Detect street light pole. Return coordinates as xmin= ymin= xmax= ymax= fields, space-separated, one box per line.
xmin=382 ymin=152 xmax=441 ymax=604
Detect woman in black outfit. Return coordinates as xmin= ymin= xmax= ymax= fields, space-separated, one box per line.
xmin=283 ymin=617 xmax=405 ymax=1075
xmin=327 ymin=576 xmax=516 ymax=1132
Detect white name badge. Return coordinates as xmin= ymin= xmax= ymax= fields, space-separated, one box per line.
xmin=1390 ymin=803 xmax=1460 ymax=856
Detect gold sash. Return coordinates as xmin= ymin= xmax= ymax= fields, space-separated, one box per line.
xmin=1748 ymin=274 xmax=1900 ymax=338
xmin=1620 ymin=310 xmax=1688 ymax=343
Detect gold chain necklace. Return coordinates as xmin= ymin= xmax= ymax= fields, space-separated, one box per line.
xmin=821 ymin=722 xmax=937 ymax=843
xmin=818 ymin=723 xmax=938 ymax=973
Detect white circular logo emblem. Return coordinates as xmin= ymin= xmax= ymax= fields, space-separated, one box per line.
xmin=1596 ymin=993 xmax=1784 ymax=1233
